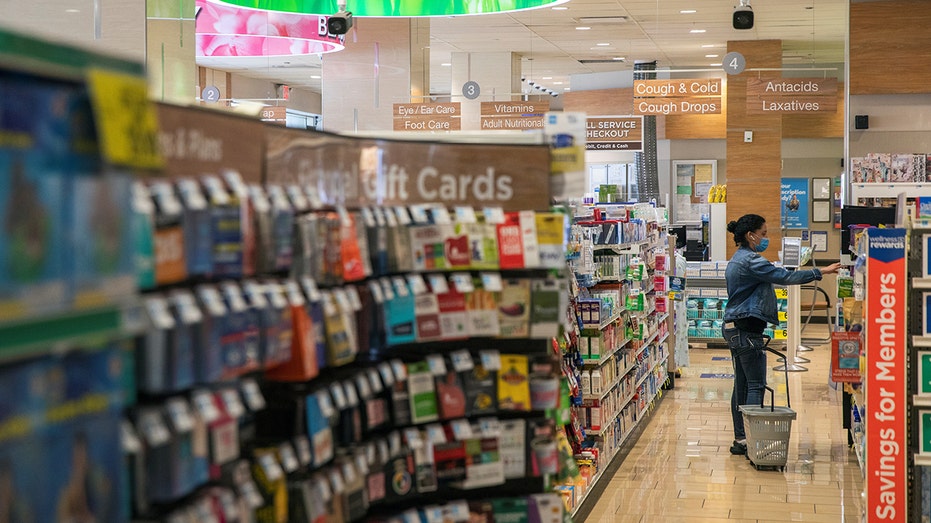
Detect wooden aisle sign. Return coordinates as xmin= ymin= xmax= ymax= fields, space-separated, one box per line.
xmin=156 ymin=103 xmax=265 ymax=183
xmin=265 ymin=126 xmax=552 ymax=210
xmin=585 ymin=116 xmax=644 ymax=151
xmin=633 ymin=78 xmax=722 ymax=115
xmin=746 ymin=78 xmax=838 ymax=114
xmin=393 ymin=103 xmax=461 ymax=131
xmin=480 ymin=101 xmax=548 ymax=130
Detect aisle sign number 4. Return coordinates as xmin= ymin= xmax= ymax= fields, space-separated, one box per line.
xmin=722 ymin=51 xmax=747 ymax=76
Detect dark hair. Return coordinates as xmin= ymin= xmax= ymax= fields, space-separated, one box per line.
xmin=727 ymin=214 xmax=766 ymax=247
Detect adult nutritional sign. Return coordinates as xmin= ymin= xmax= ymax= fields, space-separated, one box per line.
xmin=585 ymin=116 xmax=643 ymax=151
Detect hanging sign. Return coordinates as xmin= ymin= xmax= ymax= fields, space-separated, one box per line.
xmin=393 ymin=103 xmax=461 ymax=132
xmin=746 ymin=78 xmax=838 ymax=114
xmin=584 ymin=116 xmax=643 ymax=151
xmin=864 ymin=228 xmax=907 ymax=522
xmin=480 ymin=101 xmax=548 ymax=130
xmin=265 ymin=126 xmax=551 ymax=210
xmin=633 ymin=78 xmax=722 ymax=115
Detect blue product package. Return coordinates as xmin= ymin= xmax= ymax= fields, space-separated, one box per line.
xmin=0 ymin=75 xmax=69 ymax=321
xmin=220 ymin=281 xmax=260 ymax=377
xmin=137 ymin=295 xmax=175 ymax=393
xmin=242 ymin=281 xmax=277 ymax=369
xmin=177 ymin=179 xmax=213 ymax=278
xmin=44 ymin=413 xmax=125 ymax=523
xmin=167 ymin=290 xmax=201 ymax=391
xmin=204 ymin=176 xmax=243 ymax=278
xmin=0 ymin=435 xmax=47 ymax=522
xmin=195 ymin=285 xmax=227 ymax=384
xmin=131 ymin=182 xmax=156 ymax=290
xmin=70 ymin=170 xmax=136 ymax=308
xmin=266 ymin=186 xmax=295 ymax=272
xmin=301 ymin=278 xmax=328 ymax=371
xmin=385 ymin=277 xmax=416 ymax=346
xmin=263 ymin=282 xmax=293 ymax=369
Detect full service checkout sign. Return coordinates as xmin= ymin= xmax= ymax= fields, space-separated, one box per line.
xmin=633 ymin=79 xmax=722 ymax=116
xmin=585 ymin=116 xmax=643 ymax=151
xmin=865 ymin=228 xmax=907 ymax=521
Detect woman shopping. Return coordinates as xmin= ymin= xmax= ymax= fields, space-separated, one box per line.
xmin=723 ymin=214 xmax=841 ymax=455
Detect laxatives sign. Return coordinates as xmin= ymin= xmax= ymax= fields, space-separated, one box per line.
xmin=265 ymin=126 xmax=551 ymax=210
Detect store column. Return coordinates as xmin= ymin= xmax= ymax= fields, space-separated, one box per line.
xmin=322 ymin=18 xmax=429 ymax=132
xmin=146 ymin=0 xmax=197 ymax=103
xmin=450 ymin=52 xmax=522 ymax=131
xmin=725 ymin=39 xmax=783 ymax=260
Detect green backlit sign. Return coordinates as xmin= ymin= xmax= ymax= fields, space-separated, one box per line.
xmin=215 ymin=0 xmax=568 ymax=17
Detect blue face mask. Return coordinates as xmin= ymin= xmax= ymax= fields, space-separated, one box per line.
xmin=754 ymin=237 xmax=769 ymax=252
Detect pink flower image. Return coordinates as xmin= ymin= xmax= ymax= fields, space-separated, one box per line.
xmin=196 ymin=0 xmax=343 ymax=57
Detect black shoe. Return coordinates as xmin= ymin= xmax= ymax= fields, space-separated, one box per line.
xmin=730 ymin=441 xmax=747 ymax=455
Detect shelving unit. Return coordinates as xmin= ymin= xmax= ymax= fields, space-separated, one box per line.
xmin=560 ymin=202 xmax=676 ymax=517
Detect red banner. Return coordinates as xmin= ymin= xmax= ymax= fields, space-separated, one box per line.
xmin=864 ymin=228 xmax=907 ymax=522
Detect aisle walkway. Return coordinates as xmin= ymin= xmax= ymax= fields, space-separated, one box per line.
xmin=583 ymin=334 xmax=863 ymax=523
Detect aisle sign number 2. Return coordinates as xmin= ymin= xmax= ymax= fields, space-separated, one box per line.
xmin=722 ymin=51 xmax=746 ymax=75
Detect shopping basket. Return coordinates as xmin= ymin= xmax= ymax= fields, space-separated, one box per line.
xmin=739 ymin=344 xmax=797 ymax=471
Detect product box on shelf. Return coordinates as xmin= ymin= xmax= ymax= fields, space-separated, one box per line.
xmin=407 ymin=360 xmax=440 ymax=424
xmin=384 ymin=277 xmax=416 ymax=346
xmin=131 ymin=182 xmax=156 ymax=290
xmin=204 ymin=175 xmax=244 ymax=278
xmin=70 ymin=169 xmax=136 ymax=309
xmin=435 ymin=277 xmax=469 ymax=340
xmin=499 ymin=279 xmax=531 ymax=338
xmin=498 ymin=354 xmax=531 ymax=411
xmin=436 ymin=353 xmax=468 ymax=420
xmin=0 ymin=75 xmax=82 ymax=321
xmin=410 ymin=274 xmax=442 ymax=342
xmin=266 ymin=185 xmax=295 ymax=273
xmin=463 ymin=278 xmax=500 ymax=337
xmin=467 ymin=217 xmax=500 ymax=270
xmin=177 ymin=178 xmax=213 ymax=278
xmin=251 ymin=448 xmax=288 ymax=523
xmin=150 ymin=182 xmax=189 ymax=286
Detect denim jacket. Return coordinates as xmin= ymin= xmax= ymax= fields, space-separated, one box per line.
xmin=723 ymin=246 xmax=823 ymax=326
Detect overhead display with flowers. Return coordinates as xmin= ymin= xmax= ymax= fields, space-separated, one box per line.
xmin=212 ymin=0 xmax=570 ymax=17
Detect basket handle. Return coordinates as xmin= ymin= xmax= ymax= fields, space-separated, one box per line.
xmin=761 ymin=385 xmax=775 ymax=412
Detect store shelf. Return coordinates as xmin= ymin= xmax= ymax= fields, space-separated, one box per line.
xmin=913 ymin=395 xmax=931 ymax=407
xmin=581 ymin=309 xmax=623 ymax=333
xmin=687 ymin=278 xmax=728 ymax=289
xmin=0 ymin=302 xmax=145 ymax=363
xmin=583 ymin=357 xmax=640 ymax=402
xmin=635 ymin=330 xmax=660 ymax=357
xmin=655 ymin=312 xmax=669 ymax=323
xmin=849 ymin=182 xmax=931 ymax=200
xmin=657 ymin=331 xmax=670 ymax=346
xmin=570 ymin=445 xmax=620 ymax=518
xmin=914 ymin=454 xmax=931 ymax=467
xmin=582 ymin=338 xmax=632 ymax=366
xmin=912 ymin=278 xmax=931 ymax=290
xmin=593 ymin=240 xmax=649 ymax=255
xmin=851 ymin=430 xmax=865 ymax=473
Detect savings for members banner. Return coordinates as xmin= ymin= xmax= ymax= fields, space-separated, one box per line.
xmin=780 ymin=177 xmax=809 ymax=230
xmin=864 ymin=228 xmax=906 ymax=522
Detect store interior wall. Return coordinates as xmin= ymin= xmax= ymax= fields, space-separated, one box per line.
xmin=225 ymin=72 xmax=323 ymax=114
xmin=848 ymin=94 xmax=931 ymax=156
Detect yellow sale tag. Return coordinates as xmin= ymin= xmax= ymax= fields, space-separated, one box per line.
xmin=778 ymin=311 xmax=788 ymax=322
xmin=774 ymin=329 xmax=788 ymax=340
xmin=86 ymin=68 xmax=163 ymax=170
xmin=775 ymin=288 xmax=788 ymax=300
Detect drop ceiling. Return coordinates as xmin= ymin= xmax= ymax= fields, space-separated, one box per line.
xmin=0 ymin=0 xmax=847 ymax=96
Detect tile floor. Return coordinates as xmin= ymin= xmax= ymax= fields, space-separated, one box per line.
xmin=582 ymin=332 xmax=864 ymax=523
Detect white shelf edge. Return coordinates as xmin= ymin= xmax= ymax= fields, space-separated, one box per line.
xmin=915 ymin=454 xmax=931 ymax=467
xmin=913 ymin=278 xmax=931 ymax=290
xmin=913 ymin=395 xmax=931 ymax=407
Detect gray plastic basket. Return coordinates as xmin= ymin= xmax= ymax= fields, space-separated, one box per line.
xmin=739 ymin=405 xmax=797 ymax=469
xmin=738 ymin=343 xmax=796 ymax=471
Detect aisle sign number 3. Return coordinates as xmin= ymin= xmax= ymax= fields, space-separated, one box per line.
xmin=462 ymin=81 xmax=481 ymax=100
xmin=722 ymin=52 xmax=747 ymax=75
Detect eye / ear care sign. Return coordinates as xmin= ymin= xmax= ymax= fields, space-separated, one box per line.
xmin=865 ymin=228 xmax=907 ymax=522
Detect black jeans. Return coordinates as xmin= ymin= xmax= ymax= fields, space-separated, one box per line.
xmin=722 ymin=323 xmax=768 ymax=440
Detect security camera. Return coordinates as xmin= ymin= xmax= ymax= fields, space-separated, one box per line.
xmin=733 ymin=0 xmax=753 ymax=30
xmin=327 ymin=11 xmax=354 ymax=34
